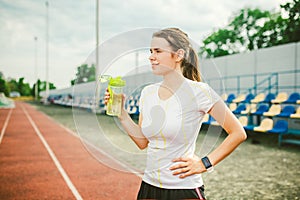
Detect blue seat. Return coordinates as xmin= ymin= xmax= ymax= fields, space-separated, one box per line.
xmin=262 ymin=93 xmax=275 ymax=103
xmin=252 ymin=104 xmax=269 ymax=115
xmin=233 ymin=104 xmax=247 ymax=114
xmin=276 ymin=105 xmax=295 ymax=117
xmin=284 ymin=92 xmax=300 ymax=104
xmin=127 ymin=106 xmax=139 ymax=115
xmin=268 ymin=120 xmax=288 ymax=134
xmin=226 ymin=94 xmax=235 ymax=103
xmin=244 ymin=125 xmax=255 ymax=131
xmin=241 ymin=93 xmax=255 ymax=103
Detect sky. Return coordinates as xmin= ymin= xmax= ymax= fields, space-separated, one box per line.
xmin=0 ymin=0 xmax=290 ymax=89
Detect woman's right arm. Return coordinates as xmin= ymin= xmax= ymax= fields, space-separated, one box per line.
xmin=104 ymin=90 xmax=148 ymax=149
xmin=118 ymin=111 xmax=149 ymax=150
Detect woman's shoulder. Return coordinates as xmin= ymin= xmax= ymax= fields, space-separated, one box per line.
xmin=140 ymin=82 xmax=160 ymax=95
xmin=184 ymin=78 xmax=210 ymax=91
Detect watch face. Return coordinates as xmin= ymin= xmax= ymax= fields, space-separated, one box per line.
xmin=201 ymin=156 xmax=212 ymax=169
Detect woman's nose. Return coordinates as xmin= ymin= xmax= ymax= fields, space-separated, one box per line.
xmin=149 ymin=53 xmax=155 ymax=61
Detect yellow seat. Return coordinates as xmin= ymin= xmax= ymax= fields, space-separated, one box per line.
xmin=271 ymin=92 xmax=288 ymax=104
xmin=201 ymin=114 xmax=210 ymax=123
xmin=221 ymin=93 xmax=228 ymax=101
xmin=297 ymin=100 xmax=300 ymax=104
xmin=229 ymin=103 xmax=237 ymax=111
xmin=251 ymin=93 xmax=265 ymax=103
xmin=233 ymin=94 xmax=246 ymax=103
xmin=263 ymin=104 xmax=281 ymax=116
xmin=238 ymin=116 xmax=248 ymax=126
xmin=290 ymin=107 xmax=300 ymax=118
xmin=241 ymin=104 xmax=257 ymax=114
xmin=254 ymin=118 xmax=274 ymax=132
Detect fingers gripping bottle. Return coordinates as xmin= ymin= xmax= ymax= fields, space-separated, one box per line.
xmin=104 ymin=76 xmax=126 ymax=116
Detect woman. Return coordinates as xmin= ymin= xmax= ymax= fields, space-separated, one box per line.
xmin=105 ymin=28 xmax=247 ymax=200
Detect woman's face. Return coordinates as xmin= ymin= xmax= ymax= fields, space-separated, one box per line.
xmin=149 ymin=37 xmax=178 ymax=76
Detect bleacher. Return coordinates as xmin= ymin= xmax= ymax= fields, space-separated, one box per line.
xmin=44 ymin=69 xmax=300 ymax=148
xmin=214 ymin=92 xmax=300 ymax=147
xmin=46 ymin=85 xmax=300 ymax=147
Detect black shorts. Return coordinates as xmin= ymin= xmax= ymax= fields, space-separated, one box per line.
xmin=137 ymin=181 xmax=206 ymax=200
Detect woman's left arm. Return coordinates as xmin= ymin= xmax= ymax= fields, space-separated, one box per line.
xmin=170 ymin=100 xmax=247 ymax=178
xmin=205 ymin=99 xmax=247 ymax=167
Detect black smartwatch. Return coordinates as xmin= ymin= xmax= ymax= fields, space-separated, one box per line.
xmin=201 ymin=156 xmax=214 ymax=173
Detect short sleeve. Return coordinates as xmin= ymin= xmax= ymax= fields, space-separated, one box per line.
xmin=196 ymin=83 xmax=221 ymax=113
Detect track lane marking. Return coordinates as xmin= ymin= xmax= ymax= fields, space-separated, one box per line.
xmin=21 ymin=104 xmax=83 ymax=200
xmin=39 ymin=107 xmax=143 ymax=178
xmin=0 ymin=109 xmax=13 ymax=144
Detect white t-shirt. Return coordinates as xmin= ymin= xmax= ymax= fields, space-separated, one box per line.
xmin=139 ymin=78 xmax=221 ymax=189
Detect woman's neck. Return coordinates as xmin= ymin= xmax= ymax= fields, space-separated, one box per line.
xmin=162 ymin=70 xmax=185 ymax=91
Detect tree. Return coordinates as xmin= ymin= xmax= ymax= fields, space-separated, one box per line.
xmin=17 ymin=78 xmax=31 ymax=96
xmin=31 ymin=79 xmax=56 ymax=97
xmin=200 ymin=0 xmax=300 ymax=58
xmin=281 ymin=0 xmax=300 ymax=43
xmin=7 ymin=79 xmax=18 ymax=92
xmin=71 ymin=64 xmax=95 ymax=85
xmin=0 ymin=77 xmax=10 ymax=96
xmin=200 ymin=8 xmax=271 ymax=58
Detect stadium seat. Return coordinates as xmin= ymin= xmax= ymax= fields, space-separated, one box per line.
xmin=284 ymin=92 xmax=300 ymax=104
xmin=276 ymin=105 xmax=295 ymax=117
xmin=201 ymin=114 xmax=218 ymax=125
xmin=263 ymin=104 xmax=281 ymax=117
xmin=210 ymin=117 xmax=220 ymax=126
xmin=127 ymin=106 xmax=139 ymax=115
xmin=271 ymin=92 xmax=288 ymax=104
xmin=268 ymin=120 xmax=288 ymax=134
xmin=241 ymin=93 xmax=255 ymax=103
xmin=238 ymin=116 xmax=248 ymax=126
xmin=262 ymin=93 xmax=276 ymax=103
xmin=233 ymin=104 xmax=247 ymax=114
xmin=251 ymin=93 xmax=265 ymax=103
xmin=241 ymin=104 xmax=257 ymax=114
xmin=251 ymin=104 xmax=269 ymax=115
xmin=229 ymin=103 xmax=237 ymax=111
xmin=221 ymin=93 xmax=228 ymax=101
xmin=226 ymin=94 xmax=236 ymax=103
xmin=290 ymin=107 xmax=300 ymax=118
xmin=238 ymin=116 xmax=255 ymax=131
xmin=254 ymin=118 xmax=274 ymax=132
xmin=233 ymin=94 xmax=246 ymax=103
xmin=201 ymin=114 xmax=210 ymax=124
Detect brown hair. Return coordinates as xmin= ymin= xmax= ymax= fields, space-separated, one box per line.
xmin=152 ymin=28 xmax=201 ymax=82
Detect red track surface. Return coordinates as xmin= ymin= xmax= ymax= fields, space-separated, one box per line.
xmin=0 ymin=102 xmax=141 ymax=200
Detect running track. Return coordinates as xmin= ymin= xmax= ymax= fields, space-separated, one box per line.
xmin=0 ymin=101 xmax=141 ymax=200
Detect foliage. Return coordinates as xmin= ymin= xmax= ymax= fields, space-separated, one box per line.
xmin=0 ymin=77 xmax=10 ymax=96
xmin=71 ymin=64 xmax=95 ymax=85
xmin=0 ymin=71 xmax=56 ymax=98
xmin=200 ymin=0 xmax=300 ymax=58
xmin=280 ymin=0 xmax=300 ymax=43
xmin=31 ymin=79 xmax=56 ymax=97
xmin=17 ymin=77 xmax=31 ymax=96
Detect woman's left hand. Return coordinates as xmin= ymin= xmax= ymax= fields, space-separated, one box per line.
xmin=169 ymin=155 xmax=206 ymax=178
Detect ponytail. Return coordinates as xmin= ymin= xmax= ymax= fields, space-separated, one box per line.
xmin=181 ymin=46 xmax=201 ymax=82
xmin=153 ymin=28 xmax=202 ymax=82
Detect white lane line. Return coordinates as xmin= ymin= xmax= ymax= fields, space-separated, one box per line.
xmin=21 ymin=105 xmax=83 ymax=200
xmin=39 ymin=110 xmax=143 ymax=178
xmin=0 ymin=109 xmax=13 ymax=144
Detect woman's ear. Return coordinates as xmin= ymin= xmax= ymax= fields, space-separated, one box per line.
xmin=176 ymin=49 xmax=185 ymax=62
